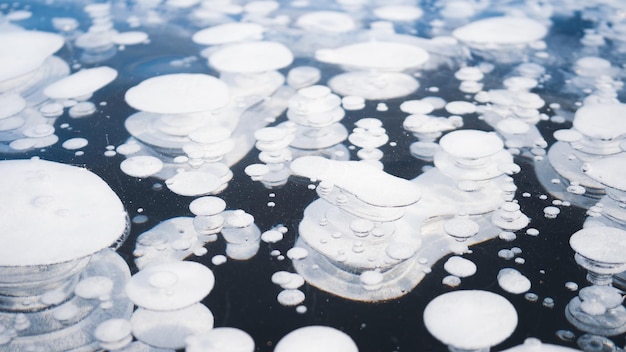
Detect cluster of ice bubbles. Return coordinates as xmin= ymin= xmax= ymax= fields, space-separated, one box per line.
xmin=2 ymin=0 xmax=626 ymax=350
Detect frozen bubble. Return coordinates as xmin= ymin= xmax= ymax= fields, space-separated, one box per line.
xmin=439 ymin=130 xmax=503 ymax=159
xmin=0 ymin=31 xmax=64 ymax=82
xmin=360 ymin=270 xmax=383 ymax=289
xmin=498 ymin=249 xmax=515 ymax=260
xmin=44 ymin=66 xmax=118 ymax=99
xmin=524 ymin=292 xmax=539 ymax=302
xmin=295 ymin=11 xmax=356 ymax=33
xmin=574 ymin=103 xmax=626 ymax=140
xmin=166 ymin=171 xmax=221 ymax=196
xmin=244 ymin=164 xmax=270 ymax=180
xmin=41 ymin=289 xmax=67 ymax=306
xmin=400 ymin=100 xmax=434 ymax=115
xmin=515 ymin=257 xmax=525 ymax=264
xmin=555 ymin=329 xmax=576 ymax=342
xmin=226 ymin=210 xmax=254 ymax=228
xmin=287 ymin=247 xmax=308 ymax=260
xmin=579 ymin=300 xmax=606 ymax=316
xmin=75 ymin=276 xmax=113 ymax=299
xmin=385 ymin=242 xmax=418 ymax=260
xmin=0 ymin=93 xmax=26 ymax=119
xmin=577 ymin=334 xmax=616 ymax=352
xmin=23 ymin=124 xmax=55 ymax=138
xmin=553 ymin=129 xmax=583 ymax=143
xmin=130 ymin=304 xmax=214 ymax=349
xmin=53 ymin=302 xmax=79 ymax=321
xmin=94 ymin=318 xmax=132 ymax=347
xmin=271 ymin=271 xmax=292 ymax=286
xmin=125 ymin=74 xmax=229 ymax=114
xmin=211 ymin=255 xmax=227 ymax=266
xmin=62 ymin=137 xmax=88 ymax=150
xmin=132 ymin=214 xmax=148 ymax=224
xmin=296 ymin=305 xmax=307 ymax=314
xmin=543 ymin=206 xmax=560 ymax=219
xmin=342 ymin=96 xmax=365 ymax=111
xmin=453 ymin=16 xmax=547 ymax=46
xmin=52 ymin=17 xmax=79 ymax=32
xmin=277 ymin=289 xmax=305 ymax=306
xmin=243 ymin=0 xmax=279 ymax=14
xmin=272 ymin=272 xmax=304 ymax=289
xmin=125 ymin=261 xmax=215 ymax=310
xmin=281 ymin=274 xmax=305 ymax=290
xmin=424 ymin=290 xmax=517 ymax=350
xmin=68 ymin=101 xmax=96 ymax=118
xmin=525 ymin=228 xmax=539 ymax=236
xmin=275 ymin=326 xmax=358 ymax=352
xmin=287 ymin=66 xmax=321 ymax=89
xmin=210 ymin=41 xmax=293 ymax=73
xmin=316 ymin=41 xmax=429 ymax=71
xmin=443 ymin=217 xmax=480 ymax=240
xmin=113 ymin=31 xmax=149 ymax=45
xmin=116 ymin=142 xmax=141 ymax=155
xmin=565 ymin=282 xmax=579 ymax=291
xmin=444 ymin=256 xmax=476 ymax=277
xmin=0 ymin=159 xmax=127 ymax=266
xmin=441 ymin=1 xmax=475 ymax=18
xmin=442 ymin=275 xmax=461 ymax=287
xmin=542 ymin=297 xmax=555 ymax=309
xmin=189 ymin=196 xmax=226 ymax=216
xmin=120 ymin=156 xmax=164 ymax=178
xmin=498 ymin=268 xmax=531 ymax=294
xmin=503 ymin=76 xmax=538 ymax=91
xmin=194 ymin=22 xmax=264 ymax=46
xmin=570 ymin=227 xmax=626 ymax=264
xmin=186 ymin=327 xmax=255 ymax=352
xmin=455 ymin=67 xmax=484 ymax=81
xmin=459 ymin=80 xmax=483 ymax=93
xmin=261 ymin=230 xmax=283 ymax=243
xmin=6 ymin=10 xmax=32 ymax=21
xmin=497 ymin=118 xmax=530 ymax=135
xmin=39 ymin=102 xmax=64 ymax=117
xmin=373 ymin=5 xmax=423 ymax=21
xmin=445 ymin=101 xmax=476 ymax=115
xmin=9 ymin=138 xmax=37 ymax=151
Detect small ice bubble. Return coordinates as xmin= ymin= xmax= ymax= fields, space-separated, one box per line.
xmin=542 ymin=297 xmax=555 ymax=309
xmin=524 ymin=292 xmax=539 ymax=302
xmin=277 ymin=289 xmax=305 ymax=306
xmin=261 ymin=230 xmax=283 ymax=243
xmin=498 ymin=268 xmax=531 ymax=294
xmin=567 ymin=185 xmax=586 ymax=195
xmin=442 ymin=275 xmax=461 ymax=287
xmin=498 ymin=249 xmax=515 ymax=260
xmin=543 ymin=206 xmax=560 ymax=219
xmin=526 ymin=228 xmax=539 ymax=236
xmin=287 ymin=247 xmax=308 ymax=260
xmin=555 ymin=330 xmax=575 ymax=342
xmin=443 ymin=256 xmax=476 ymax=277
xmin=499 ymin=231 xmax=517 ymax=242
xmin=211 ymin=255 xmax=227 ymax=266
xmin=565 ymin=282 xmax=579 ymax=291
